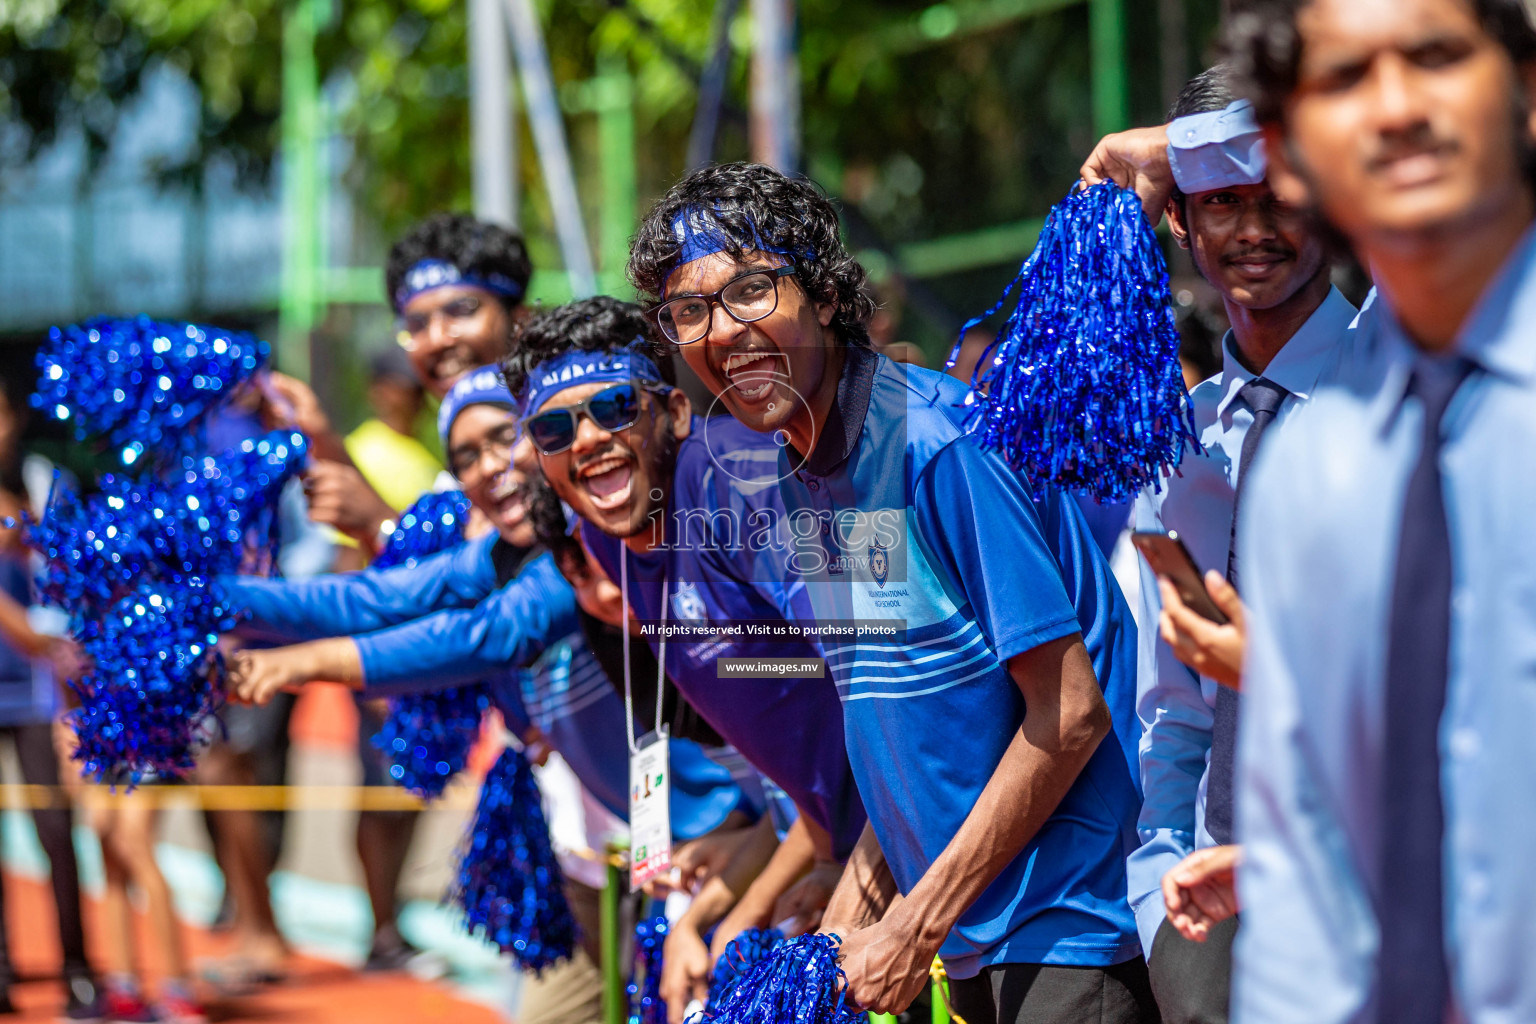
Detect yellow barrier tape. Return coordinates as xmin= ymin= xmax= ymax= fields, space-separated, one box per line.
xmin=0 ymin=783 xmax=477 ymax=812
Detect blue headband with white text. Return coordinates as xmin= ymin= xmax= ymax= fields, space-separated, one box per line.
xmin=438 ymin=365 xmax=517 ymax=449
xmin=519 ymin=344 xmax=667 ymax=418
xmin=664 ymin=207 xmax=814 ymax=294
xmin=1167 ymin=100 xmax=1267 ymax=194
xmin=394 ymin=259 xmax=525 ymax=313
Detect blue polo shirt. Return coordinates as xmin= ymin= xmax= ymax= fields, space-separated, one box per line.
xmin=583 ymin=415 xmax=867 ymax=859
xmin=220 ymin=536 xmax=752 ymax=840
xmin=779 ymin=346 xmax=1142 ymax=978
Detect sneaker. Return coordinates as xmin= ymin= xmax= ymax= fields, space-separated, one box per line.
xmin=153 ymin=992 xmax=206 ymax=1024
xmin=363 ymin=940 xmax=448 ymax=980
xmin=102 ymin=988 xmax=157 ymax=1024
xmin=61 ymin=975 xmax=105 ymax=1022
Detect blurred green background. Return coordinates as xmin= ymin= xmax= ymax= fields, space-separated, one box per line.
xmin=0 ymin=0 xmax=1226 ymax=444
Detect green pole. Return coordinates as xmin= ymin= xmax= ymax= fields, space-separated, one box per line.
xmin=1089 ymin=0 xmax=1129 ymax=136
xmin=279 ymin=0 xmax=322 ymax=379
xmin=932 ymin=972 xmax=951 ymax=1024
xmin=602 ymin=850 xmax=626 ymax=1024
xmin=594 ymin=53 xmax=638 ymax=297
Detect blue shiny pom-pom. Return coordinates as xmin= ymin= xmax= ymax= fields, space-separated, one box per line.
xmin=450 ymin=746 xmax=576 ymax=972
xmin=369 ymin=490 xmax=489 ymax=800
xmin=949 ymin=181 xmax=1197 ymax=502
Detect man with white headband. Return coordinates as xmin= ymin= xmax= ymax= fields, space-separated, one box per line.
xmin=1079 ymin=67 xmax=1356 ymax=1024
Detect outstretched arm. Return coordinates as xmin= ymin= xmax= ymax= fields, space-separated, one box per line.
xmin=219 ymin=534 xmax=499 ymax=644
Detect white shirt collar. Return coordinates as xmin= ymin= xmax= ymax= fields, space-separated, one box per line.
xmin=1214 ymin=285 xmax=1359 ymax=418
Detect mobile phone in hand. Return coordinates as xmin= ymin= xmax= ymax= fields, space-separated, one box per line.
xmin=1131 ymin=530 xmax=1229 ymax=624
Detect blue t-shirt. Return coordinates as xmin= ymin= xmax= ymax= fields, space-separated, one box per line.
xmin=222 ymin=537 xmax=752 ymax=840
xmin=584 ymin=416 xmax=867 ymax=859
xmin=779 ymin=347 xmax=1142 ymax=978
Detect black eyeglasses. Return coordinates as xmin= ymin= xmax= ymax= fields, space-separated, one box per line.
xmin=447 ymin=420 xmax=520 ymax=479
xmin=649 ymin=265 xmax=797 ymax=346
xmin=525 ymin=382 xmax=668 ymax=457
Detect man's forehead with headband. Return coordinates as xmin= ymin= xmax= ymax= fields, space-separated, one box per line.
xmin=393 ymin=259 xmax=525 ymax=314
xmin=661 ymin=206 xmax=815 ymax=298
xmin=1167 ymin=99 xmax=1268 ymax=194
xmin=517 ymin=343 xmax=668 ymax=419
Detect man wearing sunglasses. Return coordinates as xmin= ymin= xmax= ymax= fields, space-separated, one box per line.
xmin=627 ymin=163 xmax=1151 ymax=1024
xmin=218 ymin=368 xmax=764 ymax=1022
xmin=503 ymin=296 xmax=871 ymax=1019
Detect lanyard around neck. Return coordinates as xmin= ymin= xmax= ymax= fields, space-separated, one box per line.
xmin=620 ymin=548 xmax=668 ymax=755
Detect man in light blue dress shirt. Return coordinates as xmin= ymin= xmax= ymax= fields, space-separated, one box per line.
xmin=1087 ymin=66 xmax=1356 ymax=1024
xmin=1223 ymin=1 xmax=1536 ymax=1022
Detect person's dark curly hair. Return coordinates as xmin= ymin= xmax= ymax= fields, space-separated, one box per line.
xmin=1225 ymin=0 xmax=1536 ymax=127
xmin=385 ymin=213 xmax=533 ymax=314
xmin=501 ymin=295 xmax=676 ymax=404
xmin=627 ymin=162 xmax=878 ymax=348
xmin=527 ymin=475 xmax=578 ymax=563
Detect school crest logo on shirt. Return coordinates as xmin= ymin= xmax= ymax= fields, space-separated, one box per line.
xmin=868 ymin=538 xmax=889 ymax=589
xmin=672 ymin=581 xmax=708 ymax=623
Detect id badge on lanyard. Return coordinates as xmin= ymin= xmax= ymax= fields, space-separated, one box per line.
xmin=629 ymin=727 xmax=672 ymax=889
xmin=622 ymin=554 xmax=674 ymax=891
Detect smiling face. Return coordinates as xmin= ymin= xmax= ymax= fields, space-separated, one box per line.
xmin=1168 ymin=182 xmax=1328 ymax=310
xmin=1269 ymin=0 xmax=1536 ymax=246
xmin=447 ymin=404 xmax=533 ymax=545
xmin=534 ymin=380 xmax=691 ymax=544
xmin=663 ymin=253 xmax=840 ymax=447
xmin=399 ymin=285 xmax=513 ymax=397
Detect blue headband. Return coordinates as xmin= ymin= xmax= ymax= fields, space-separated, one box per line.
xmin=665 ymin=207 xmax=812 ymax=293
xmin=1167 ymin=99 xmax=1267 ymax=193
xmin=519 ymin=344 xmax=667 ymax=418
xmin=394 ymin=259 xmax=525 ymax=313
xmin=438 ymin=365 xmax=517 ymax=449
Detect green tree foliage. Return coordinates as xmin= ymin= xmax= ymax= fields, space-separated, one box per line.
xmin=1 ymin=0 xmax=1217 ymax=340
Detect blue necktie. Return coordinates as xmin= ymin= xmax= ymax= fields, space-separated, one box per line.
xmin=1207 ymin=376 xmax=1288 ymax=845
xmin=1377 ymin=357 xmax=1474 ymax=1024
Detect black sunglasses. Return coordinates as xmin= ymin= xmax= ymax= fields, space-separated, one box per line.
xmin=525 ymin=382 xmax=668 ymax=456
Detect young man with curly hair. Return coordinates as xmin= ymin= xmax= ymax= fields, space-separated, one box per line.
xmin=502 ymin=295 xmax=869 ymax=1022
xmin=626 ymin=164 xmax=1151 ymax=1024
xmin=1210 ymin=2 xmax=1536 ymax=1022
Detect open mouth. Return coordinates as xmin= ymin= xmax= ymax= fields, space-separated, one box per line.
xmin=720 ymin=349 xmax=791 ymax=403
xmin=489 ymin=473 xmax=528 ymax=526
xmin=576 ymin=454 xmax=635 ymax=513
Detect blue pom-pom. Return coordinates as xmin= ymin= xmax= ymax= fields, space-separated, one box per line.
xmin=450 ymin=746 xmax=576 ymax=972
xmin=629 ymin=914 xmax=669 ymax=1024
xmin=369 ymin=490 xmax=489 ymax=799
xmin=34 ymin=432 xmax=308 ymax=782
xmin=707 ymin=927 xmax=784 ymax=1010
xmin=66 ymin=580 xmax=222 ymax=784
xmin=33 ymin=315 xmax=268 ymax=469
xmin=699 ymin=933 xmax=861 ymax=1024
xmin=949 ymin=181 xmax=1197 ymax=502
